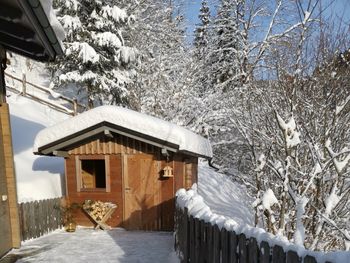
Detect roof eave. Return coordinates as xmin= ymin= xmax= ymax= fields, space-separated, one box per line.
xmin=18 ymin=0 xmax=64 ymax=61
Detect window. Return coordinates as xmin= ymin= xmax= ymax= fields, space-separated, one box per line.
xmin=81 ymin=160 xmax=106 ymax=189
xmin=76 ymin=156 xmax=110 ymax=192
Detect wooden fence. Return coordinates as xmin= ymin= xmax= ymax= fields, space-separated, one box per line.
xmin=5 ymin=72 xmax=86 ymax=116
xmin=174 ymin=206 xmax=330 ymax=263
xmin=18 ymin=198 xmax=63 ymax=241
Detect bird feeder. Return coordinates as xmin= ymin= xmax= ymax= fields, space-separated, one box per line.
xmin=163 ymin=165 xmax=173 ymax=178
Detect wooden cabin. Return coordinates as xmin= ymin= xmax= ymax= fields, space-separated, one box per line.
xmin=34 ymin=106 xmax=212 ymax=231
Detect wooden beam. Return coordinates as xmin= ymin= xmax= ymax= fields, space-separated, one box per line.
xmin=104 ymin=129 xmax=113 ymax=138
xmin=0 ymin=19 xmax=36 ymax=40
xmin=0 ymin=103 xmax=20 ymax=248
xmin=53 ymin=150 xmax=69 ymax=158
xmin=0 ymin=4 xmax=22 ymax=20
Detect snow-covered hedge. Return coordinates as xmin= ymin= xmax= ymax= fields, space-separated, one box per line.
xmin=176 ymin=186 xmax=349 ymax=263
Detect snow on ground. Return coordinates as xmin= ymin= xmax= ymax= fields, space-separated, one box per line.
xmin=11 ymin=228 xmax=178 ymax=263
xmin=8 ymin=92 xmax=69 ymax=202
xmin=197 ymin=162 xmax=254 ymax=225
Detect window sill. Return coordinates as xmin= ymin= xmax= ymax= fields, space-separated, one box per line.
xmin=80 ymin=188 xmax=107 ymax=192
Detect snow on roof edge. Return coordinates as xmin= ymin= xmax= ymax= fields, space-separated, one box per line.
xmin=33 ymin=105 xmax=213 ymax=158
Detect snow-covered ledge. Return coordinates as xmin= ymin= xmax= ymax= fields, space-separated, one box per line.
xmin=176 ymin=186 xmax=349 ymax=263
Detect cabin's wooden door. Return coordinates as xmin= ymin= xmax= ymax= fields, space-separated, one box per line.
xmin=0 ymin=145 xmax=12 ymax=257
xmin=123 ymin=154 xmax=161 ymax=230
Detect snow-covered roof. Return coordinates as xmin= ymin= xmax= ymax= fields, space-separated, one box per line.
xmin=33 ymin=106 xmax=212 ymax=158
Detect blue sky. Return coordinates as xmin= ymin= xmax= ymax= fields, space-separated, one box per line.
xmin=183 ymin=0 xmax=350 ymax=42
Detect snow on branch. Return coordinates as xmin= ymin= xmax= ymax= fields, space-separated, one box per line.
xmin=275 ymin=112 xmax=301 ymax=149
xmin=66 ymin=42 xmax=100 ymax=64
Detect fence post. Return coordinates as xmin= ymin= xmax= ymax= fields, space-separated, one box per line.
xmin=229 ymin=231 xmax=238 ymax=263
xmin=286 ymin=250 xmax=300 ymax=263
xmin=238 ymin=233 xmax=248 ymax=262
xmin=213 ymin=224 xmax=221 ymax=263
xmin=259 ymin=241 xmax=270 ymax=263
xmin=248 ymin=237 xmax=259 ymax=263
xmin=272 ymin=245 xmax=286 ymax=263
xmin=194 ymin=218 xmax=201 ymax=263
xmin=221 ymin=228 xmax=229 ymax=263
xmin=183 ymin=208 xmax=189 ymax=263
xmin=21 ymin=73 xmax=26 ymax=95
xmin=199 ymin=219 xmax=206 ymax=263
xmin=206 ymin=222 xmax=213 ymax=263
xmin=304 ymin=255 xmax=317 ymax=263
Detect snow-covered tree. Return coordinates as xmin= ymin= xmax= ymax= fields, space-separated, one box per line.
xmin=48 ymin=0 xmax=137 ymax=107
xmin=126 ymin=0 xmax=190 ymax=123
xmin=209 ymin=0 xmax=246 ymax=91
xmin=193 ymin=1 xmax=211 ymax=60
xmin=228 ymin=0 xmax=350 ymax=250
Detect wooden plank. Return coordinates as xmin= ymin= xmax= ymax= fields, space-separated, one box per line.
xmin=29 ymin=201 xmax=35 ymax=239
xmin=213 ymin=224 xmax=221 ymax=263
xmin=194 ymin=218 xmax=201 ymax=263
xmin=304 ymin=255 xmax=317 ymax=263
xmin=189 ymin=216 xmax=196 ymax=262
xmin=228 ymin=231 xmax=238 ymax=263
xmin=286 ymin=250 xmax=300 ymax=263
xmin=206 ymin=223 xmax=213 ymax=263
xmin=259 ymin=241 xmax=270 ymax=263
xmin=272 ymin=245 xmax=286 ymax=263
xmin=22 ymin=202 xmax=29 ymax=241
xmin=0 ymin=103 xmax=21 ymax=248
xmin=34 ymin=201 xmax=40 ymax=238
xmin=199 ymin=219 xmax=206 ymax=263
xmin=248 ymin=237 xmax=258 ymax=263
xmin=182 ymin=208 xmax=189 ymax=263
xmin=221 ymin=228 xmax=229 ymax=263
xmin=238 ymin=233 xmax=248 ymax=263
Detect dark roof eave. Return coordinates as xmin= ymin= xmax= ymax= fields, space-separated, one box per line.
xmin=19 ymin=0 xmax=64 ymax=61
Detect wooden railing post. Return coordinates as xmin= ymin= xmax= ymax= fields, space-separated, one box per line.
xmin=21 ymin=73 xmax=26 ymax=95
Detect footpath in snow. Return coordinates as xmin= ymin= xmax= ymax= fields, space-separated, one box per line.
xmin=10 ymin=228 xmax=178 ymax=263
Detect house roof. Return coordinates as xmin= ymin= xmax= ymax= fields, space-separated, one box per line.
xmin=0 ymin=0 xmax=63 ymax=61
xmin=33 ymin=106 xmax=213 ymax=159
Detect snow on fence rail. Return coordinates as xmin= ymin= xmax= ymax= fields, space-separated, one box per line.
xmin=175 ymin=188 xmax=348 ymax=263
xmin=18 ymin=198 xmax=63 ymax=241
xmin=5 ymin=72 xmax=86 ymax=116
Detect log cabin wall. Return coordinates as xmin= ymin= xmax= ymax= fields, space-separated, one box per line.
xmin=64 ymin=133 xmax=198 ymax=231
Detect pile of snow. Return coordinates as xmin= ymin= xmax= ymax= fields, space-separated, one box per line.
xmin=8 ymin=92 xmax=69 ymax=202
xmin=33 ymin=105 xmax=212 ymax=158
xmin=176 ymin=182 xmax=349 ymax=263
xmin=197 ymin=163 xmax=254 ymax=225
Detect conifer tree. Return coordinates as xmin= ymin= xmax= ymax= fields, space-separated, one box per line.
xmin=193 ymin=1 xmax=211 ymax=60
xmin=210 ymin=0 xmax=246 ymax=91
xmin=49 ymin=0 xmax=137 ymax=107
